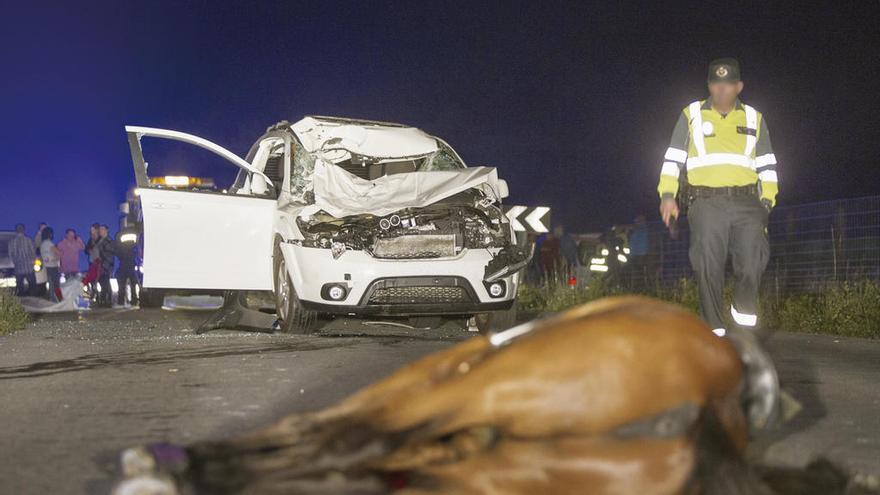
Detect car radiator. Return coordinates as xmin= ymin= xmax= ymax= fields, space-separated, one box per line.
xmin=370 ymin=234 xmax=457 ymax=259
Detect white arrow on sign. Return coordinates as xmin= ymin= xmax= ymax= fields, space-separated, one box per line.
xmin=524 ymin=206 xmax=550 ymax=233
xmin=505 ymin=205 xmax=527 ymax=232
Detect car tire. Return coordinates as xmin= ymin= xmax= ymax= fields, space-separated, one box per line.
xmin=139 ymin=288 xmax=166 ymax=309
xmin=475 ymin=302 xmax=518 ymax=335
xmin=273 ymin=242 xmax=319 ymax=334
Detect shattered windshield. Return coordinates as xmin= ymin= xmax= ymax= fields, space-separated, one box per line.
xmin=419 ymin=141 xmax=465 ymax=171
xmin=332 ymin=140 xmax=465 ymax=180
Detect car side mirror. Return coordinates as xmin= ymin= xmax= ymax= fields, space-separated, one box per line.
xmin=497 ymin=179 xmax=510 ymax=199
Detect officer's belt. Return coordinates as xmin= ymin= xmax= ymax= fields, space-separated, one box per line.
xmin=689 ymin=184 xmax=758 ymax=198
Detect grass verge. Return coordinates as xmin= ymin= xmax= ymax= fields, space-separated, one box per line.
xmin=518 ymin=277 xmax=880 ymax=339
xmin=0 ymin=288 xmax=30 ymax=335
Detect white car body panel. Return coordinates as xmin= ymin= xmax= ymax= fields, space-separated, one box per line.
xmin=280 ymin=243 xmax=518 ymax=307
xmin=139 ymin=188 xmax=275 ymax=290
xmin=127 ymin=127 xmax=276 ymax=290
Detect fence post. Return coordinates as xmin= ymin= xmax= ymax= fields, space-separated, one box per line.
xmin=831 ymin=224 xmax=838 ymax=282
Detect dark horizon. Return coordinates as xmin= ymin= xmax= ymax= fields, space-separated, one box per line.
xmin=2 ymin=1 xmax=879 ymax=236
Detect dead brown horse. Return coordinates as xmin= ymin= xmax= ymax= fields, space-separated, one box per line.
xmin=113 ymin=297 xmax=874 ymax=495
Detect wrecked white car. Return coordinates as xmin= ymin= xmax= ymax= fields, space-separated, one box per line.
xmin=125 ymin=116 xmax=529 ymax=332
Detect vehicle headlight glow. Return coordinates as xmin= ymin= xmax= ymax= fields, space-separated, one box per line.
xmin=163 ymin=176 xmax=192 ymax=187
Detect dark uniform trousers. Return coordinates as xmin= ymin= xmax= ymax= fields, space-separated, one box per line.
xmin=116 ymin=267 xmax=139 ymax=305
xmin=688 ymin=195 xmax=769 ymax=330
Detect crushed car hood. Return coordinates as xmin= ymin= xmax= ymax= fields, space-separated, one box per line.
xmin=303 ymin=161 xmax=504 ymax=218
xmin=292 ymin=116 xmax=438 ymax=158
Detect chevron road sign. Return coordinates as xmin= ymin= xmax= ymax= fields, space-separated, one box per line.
xmin=504 ymin=205 xmax=551 ymax=233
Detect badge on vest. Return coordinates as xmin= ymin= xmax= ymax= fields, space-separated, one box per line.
xmin=701 ymin=121 xmax=714 ymax=136
xmin=737 ymin=126 xmax=757 ymax=136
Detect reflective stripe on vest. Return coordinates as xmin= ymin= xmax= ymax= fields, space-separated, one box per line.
xmin=687 ymin=100 xmax=756 ymax=171
xmin=744 ymin=104 xmax=758 ymax=157
xmin=687 ymin=153 xmax=754 ymax=169
xmin=688 ymin=101 xmax=707 ymax=156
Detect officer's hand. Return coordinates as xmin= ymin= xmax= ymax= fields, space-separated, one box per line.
xmin=761 ymin=199 xmax=773 ymax=213
xmin=660 ymin=198 xmax=679 ymax=227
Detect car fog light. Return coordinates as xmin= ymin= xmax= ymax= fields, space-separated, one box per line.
xmin=328 ymin=286 xmax=346 ymax=300
xmin=321 ymin=283 xmax=349 ymax=301
xmin=485 ymin=281 xmax=506 ymax=298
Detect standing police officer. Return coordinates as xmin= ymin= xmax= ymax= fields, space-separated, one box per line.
xmin=657 ymin=58 xmax=779 ymax=335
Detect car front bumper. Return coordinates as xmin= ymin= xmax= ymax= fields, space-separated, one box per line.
xmin=279 ymin=244 xmax=518 ymax=316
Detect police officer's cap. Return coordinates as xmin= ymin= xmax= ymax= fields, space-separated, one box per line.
xmin=708 ymin=58 xmax=741 ymax=83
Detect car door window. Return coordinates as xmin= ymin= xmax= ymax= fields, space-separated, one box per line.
xmin=127 ymin=126 xmax=274 ymax=198
xmin=138 ymin=137 xmax=237 ymax=192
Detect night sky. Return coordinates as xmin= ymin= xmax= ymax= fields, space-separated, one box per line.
xmin=2 ymin=1 xmax=879 ymax=236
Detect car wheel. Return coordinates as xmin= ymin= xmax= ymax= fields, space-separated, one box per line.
xmin=274 ymin=242 xmax=319 ymax=334
xmin=475 ymin=302 xmax=518 ymax=335
xmin=139 ymin=288 xmax=166 ymax=309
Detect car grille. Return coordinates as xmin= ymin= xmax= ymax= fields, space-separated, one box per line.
xmin=368 ymin=285 xmax=470 ymax=305
xmin=371 ymin=234 xmax=457 ymax=259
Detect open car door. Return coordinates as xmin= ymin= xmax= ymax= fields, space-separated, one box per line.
xmin=126 ymin=126 xmax=276 ymax=291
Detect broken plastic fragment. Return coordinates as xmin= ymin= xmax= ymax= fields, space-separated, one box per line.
xmin=331 ymin=242 xmax=347 ymax=259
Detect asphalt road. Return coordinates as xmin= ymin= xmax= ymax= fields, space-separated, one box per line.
xmin=0 ymin=307 xmax=878 ymax=494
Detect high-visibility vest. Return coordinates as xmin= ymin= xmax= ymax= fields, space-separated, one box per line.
xmin=658 ymin=99 xmax=778 ymax=204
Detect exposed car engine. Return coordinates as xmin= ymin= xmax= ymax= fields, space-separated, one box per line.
xmin=297 ymin=199 xmax=510 ymax=259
